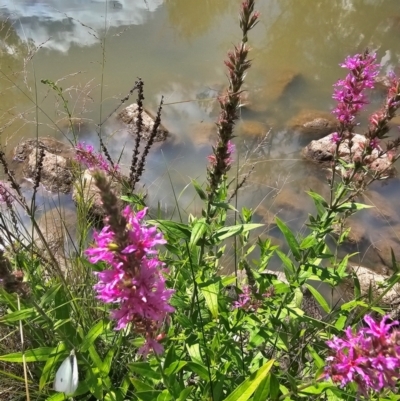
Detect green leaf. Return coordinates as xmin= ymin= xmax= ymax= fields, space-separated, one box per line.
xmin=307 ymin=345 xmax=325 ymax=369
xmin=253 ymin=375 xmax=270 ymax=401
xmin=190 ymin=219 xmax=208 ymax=247
xmin=269 ymin=373 xmax=280 ymax=399
xmin=0 ymin=347 xmax=54 ymax=362
xmin=335 ymin=202 xmax=374 ymax=212
xmin=163 ymin=344 xmax=176 ymax=372
xmin=336 ymin=254 xmax=351 ymax=276
xmin=305 ymin=284 xmax=330 ymax=313
xmin=39 ymin=345 xmax=66 ymax=391
xmin=293 ymin=288 xmax=303 ymax=309
xmin=135 ymin=391 xmax=162 ymax=401
xmin=214 ymin=224 xmax=263 ymax=241
xmin=164 ymin=361 xmax=187 ymax=376
xmin=178 ymin=387 xmax=193 ymax=401
xmin=81 ymin=319 xmax=106 ymax=352
xmin=299 ymin=235 xmax=318 ymax=250
xmin=152 ymin=220 xmax=191 ymax=240
xmin=192 ymin=179 xmax=207 ymax=201
xmin=300 ymin=382 xmax=334 ymax=395
xmin=129 ymin=362 xmax=162 ymax=380
xmin=131 ymin=378 xmax=153 ymax=392
xmin=214 ymin=225 xmax=243 ymax=241
xmin=211 ymin=202 xmax=238 ymax=211
xmin=186 ymin=344 xmax=202 ymax=364
xmin=157 ymin=390 xmax=173 ymax=401
xmin=0 ymin=368 xmax=28 ymax=382
xmin=306 ymin=190 xmax=328 ymax=208
xmin=45 ymin=394 xmax=67 ymax=401
xmin=275 ymin=217 xmax=301 ymax=260
xmin=104 ymin=391 xmax=119 ymax=401
xmin=199 ymin=281 xmax=219 ymax=319
xmin=186 ymin=361 xmax=210 ymax=381
xmin=39 ymin=283 xmax=62 ymax=307
xmin=334 ymin=315 xmax=347 ymax=330
xmin=0 ymin=308 xmax=37 ymax=323
xmin=88 ymin=344 xmax=103 ymax=371
xmin=276 ymin=250 xmax=295 ymax=277
xmin=102 ymin=347 xmax=117 ymax=376
xmin=222 ymin=360 xmax=274 ymax=401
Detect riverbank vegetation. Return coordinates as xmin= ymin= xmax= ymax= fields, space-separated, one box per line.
xmin=0 ymin=1 xmax=400 ymax=400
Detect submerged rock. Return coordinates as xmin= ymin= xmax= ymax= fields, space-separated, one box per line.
xmin=238 ymin=120 xmax=269 ymax=138
xmin=118 ymin=103 xmax=169 ymax=142
xmin=288 ymin=109 xmax=337 ymax=137
xmin=13 ymin=138 xmax=75 ymax=194
xmin=244 ymin=70 xmax=304 ymax=113
xmin=190 ymin=122 xmax=217 ymax=147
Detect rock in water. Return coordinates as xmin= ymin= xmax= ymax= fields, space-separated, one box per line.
xmin=118 ymin=103 xmax=169 ymax=142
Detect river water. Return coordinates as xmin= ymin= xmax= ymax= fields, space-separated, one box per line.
xmin=0 ymin=0 xmax=400 ymax=280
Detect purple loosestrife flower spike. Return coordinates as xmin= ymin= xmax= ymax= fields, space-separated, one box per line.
xmin=366 ymin=71 xmax=400 ymax=143
xmin=76 ymin=142 xmax=120 ymax=174
xmin=207 ymin=1 xmax=259 ymax=200
xmin=325 ymin=314 xmax=400 ymax=396
xmin=86 ymin=205 xmax=174 ymax=357
xmin=233 ymin=283 xmax=274 ymax=311
xmin=332 ymin=51 xmax=380 ymax=134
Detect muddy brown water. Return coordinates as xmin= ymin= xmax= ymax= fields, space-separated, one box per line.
xmin=0 ymin=0 xmax=400 ymax=293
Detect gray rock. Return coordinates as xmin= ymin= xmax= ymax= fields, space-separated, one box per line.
xmin=26 ymin=151 xmax=72 ymax=194
xmin=12 ymin=138 xmax=75 ymax=194
xmin=118 ymin=103 xmax=169 ymax=142
xmin=302 ymin=133 xmax=396 ymax=177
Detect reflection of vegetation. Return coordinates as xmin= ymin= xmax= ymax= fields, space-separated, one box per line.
xmin=0 ymin=18 xmax=31 ymax=110
xmin=0 ymin=18 xmax=30 ymax=72
xmin=165 ymin=0 xmax=235 ymax=39
xmin=0 ymin=19 xmax=32 ymax=147
xmin=257 ymin=0 xmax=398 ymax=71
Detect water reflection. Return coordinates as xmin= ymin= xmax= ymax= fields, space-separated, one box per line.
xmin=0 ymin=0 xmax=163 ymax=52
xmin=165 ymin=0 xmax=235 ymax=39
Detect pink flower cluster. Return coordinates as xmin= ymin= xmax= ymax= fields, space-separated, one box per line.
xmin=325 ymin=315 xmax=400 ymax=396
xmin=75 ymin=142 xmax=119 ymax=174
xmin=233 ymin=284 xmax=274 ymax=311
xmin=208 ymin=140 xmax=236 ymax=167
xmin=85 ymin=206 xmax=174 ymax=357
xmin=332 ymin=52 xmax=379 ymax=128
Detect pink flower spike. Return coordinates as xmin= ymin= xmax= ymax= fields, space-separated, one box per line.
xmin=330 ymin=132 xmax=341 ymax=144
xmin=75 ymin=142 xmax=119 ymax=174
xmin=332 ymin=52 xmax=380 ymax=129
xmin=86 ymin=206 xmax=174 ymax=358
